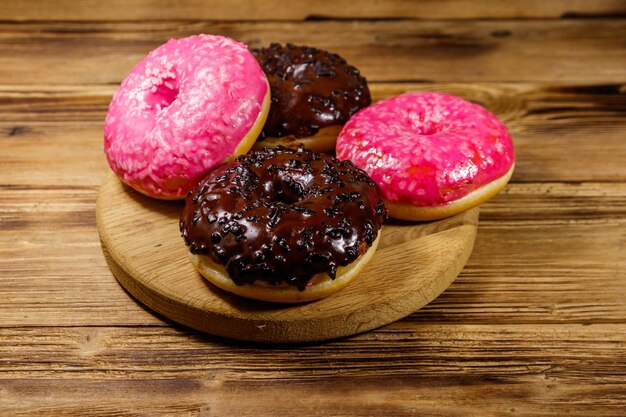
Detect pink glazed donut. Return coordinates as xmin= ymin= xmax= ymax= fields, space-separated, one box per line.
xmin=336 ymin=92 xmax=515 ymax=221
xmin=104 ymin=35 xmax=270 ymax=199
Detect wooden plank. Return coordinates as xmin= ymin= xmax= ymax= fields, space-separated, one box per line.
xmin=0 ymin=124 xmax=109 ymax=187
xmin=0 ymin=227 xmax=161 ymax=327
xmin=1 ymin=324 xmax=623 ymax=379
xmin=2 ymin=82 xmax=626 ymax=185
xmin=2 ymin=378 xmax=625 ymax=417
xmin=0 ymin=324 xmax=624 ymax=415
xmin=1 ymin=182 xmax=625 ymax=327
xmin=1 ymin=0 xmax=624 ymax=21
xmin=1 ymin=20 xmax=626 ymax=84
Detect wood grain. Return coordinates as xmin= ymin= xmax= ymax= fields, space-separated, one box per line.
xmin=1 ymin=323 xmax=624 ymax=380
xmin=1 ymin=324 xmax=625 ymax=415
xmin=1 ymin=20 xmax=626 ymax=84
xmin=1 ymin=3 xmax=625 ymax=414
xmin=2 ymin=0 xmax=625 ymax=21
xmin=96 ymin=173 xmax=478 ymax=342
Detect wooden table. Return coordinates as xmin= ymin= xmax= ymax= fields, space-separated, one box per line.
xmin=1 ymin=1 xmax=625 ymax=415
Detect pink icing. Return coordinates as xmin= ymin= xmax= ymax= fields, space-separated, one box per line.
xmin=336 ymin=92 xmax=515 ymax=207
xmin=104 ymin=34 xmax=268 ymax=198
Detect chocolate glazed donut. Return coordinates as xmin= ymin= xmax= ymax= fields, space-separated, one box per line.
xmin=180 ymin=147 xmax=386 ymax=299
xmin=250 ymin=43 xmax=371 ymax=152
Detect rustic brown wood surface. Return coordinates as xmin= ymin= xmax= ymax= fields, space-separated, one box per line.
xmin=0 ymin=0 xmax=625 ymax=415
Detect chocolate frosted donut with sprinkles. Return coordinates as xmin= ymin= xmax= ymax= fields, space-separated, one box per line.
xmin=180 ymin=146 xmax=386 ymax=303
xmin=250 ymin=43 xmax=371 ymax=153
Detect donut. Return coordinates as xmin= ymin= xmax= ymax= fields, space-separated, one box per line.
xmin=104 ymin=34 xmax=270 ymax=199
xmin=250 ymin=43 xmax=371 ymax=153
xmin=336 ymin=92 xmax=515 ymax=221
xmin=180 ymin=146 xmax=386 ymax=303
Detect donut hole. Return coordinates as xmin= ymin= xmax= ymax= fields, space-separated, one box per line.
xmin=406 ymin=119 xmax=446 ymax=136
xmin=406 ymin=111 xmax=447 ymax=136
xmin=264 ymin=169 xmax=313 ymax=205
xmin=146 ymin=76 xmax=179 ymax=110
xmin=269 ymin=177 xmax=307 ymax=205
xmin=417 ymin=122 xmax=442 ymax=136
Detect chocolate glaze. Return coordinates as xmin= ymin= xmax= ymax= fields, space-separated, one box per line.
xmin=180 ymin=147 xmax=386 ymax=290
xmin=251 ymin=43 xmax=371 ymax=139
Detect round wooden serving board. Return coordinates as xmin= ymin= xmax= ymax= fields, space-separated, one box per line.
xmin=97 ymin=173 xmax=479 ymax=343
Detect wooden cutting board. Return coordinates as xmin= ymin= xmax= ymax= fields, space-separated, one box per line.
xmin=97 ymin=172 xmax=478 ymax=343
